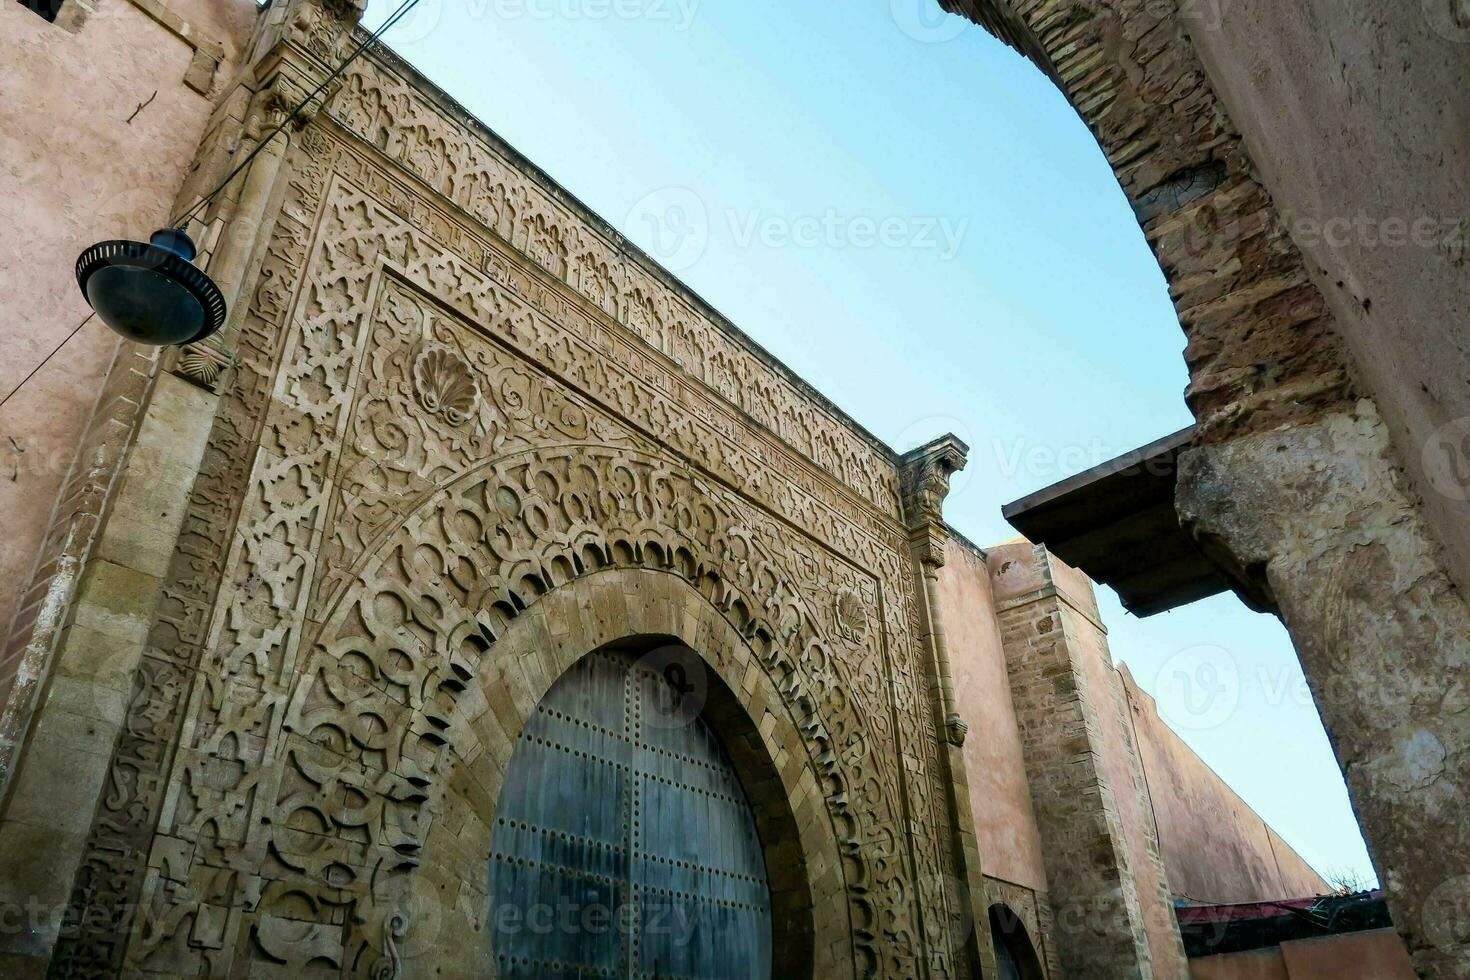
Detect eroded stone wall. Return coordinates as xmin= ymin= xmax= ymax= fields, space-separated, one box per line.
xmin=989 ymin=540 xmax=1188 ymax=980
xmin=947 ymin=2 xmax=1470 ymax=975
xmin=1119 ymin=666 xmax=1328 ymax=905
xmin=0 ymin=0 xmax=257 ymax=803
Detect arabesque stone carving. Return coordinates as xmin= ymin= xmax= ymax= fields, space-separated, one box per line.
xmin=50 ymin=39 xmax=972 ymax=980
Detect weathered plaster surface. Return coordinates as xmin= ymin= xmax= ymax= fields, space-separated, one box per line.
xmin=1073 ymin=577 xmax=1188 ymax=979
xmin=1179 ymin=0 xmax=1470 ymax=601
xmin=1178 ymin=403 xmax=1470 ymax=978
xmin=936 ymin=535 xmax=1049 ymax=894
xmin=1189 ymin=928 xmax=1416 ymax=980
xmin=0 ymin=0 xmax=255 ymax=716
xmin=1120 ymin=666 xmax=1328 ymax=904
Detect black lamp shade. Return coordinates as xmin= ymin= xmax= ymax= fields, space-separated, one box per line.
xmin=76 ymin=228 xmax=227 ymax=346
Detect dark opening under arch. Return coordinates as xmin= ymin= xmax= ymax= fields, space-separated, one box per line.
xmin=989 ymin=903 xmax=1045 ymax=980
xmin=488 ymin=641 xmax=780 ymax=978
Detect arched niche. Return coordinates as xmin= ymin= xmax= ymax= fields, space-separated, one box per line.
xmin=342 ymin=567 xmax=849 ymax=980
xmin=987 ymin=903 xmax=1045 ymax=980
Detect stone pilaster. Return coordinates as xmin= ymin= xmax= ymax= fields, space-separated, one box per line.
xmin=899 ymin=436 xmax=994 ymax=975
xmin=902 ymin=435 xmax=971 ymax=747
xmin=989 ymin=541 xmax=1187 ymax=980
xmin=0 ymin=2 xmax=365 ymax=976
xmin=1178 ymin=402 xmax=1470 ymax=980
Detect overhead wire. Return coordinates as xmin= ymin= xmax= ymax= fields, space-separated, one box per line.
xmin=2 ymin=0 xmax=426 ymax=414
xmin=170 ymin=0 xmax=427 ymax=229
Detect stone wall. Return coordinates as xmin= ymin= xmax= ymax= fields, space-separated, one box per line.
xmin=1175 ymin=0 xmax=1470 ymax=604
xmin=0 ymin=11 xmax=979 ymax=977
xmin=946 ymin=1 xmax=1470 ymax=973
xmin=1119 ymin=666 xmax=1328 ymax=905
xmin=1189 ymin=928 xmax=1417 ymax=980
xmin=988 ymin=539 xmax=1189 ymax=980
xmin=937 ymin=535 xmax=1048 ymax=894
xmin=0 ymin=0 xmax=257 ymax=801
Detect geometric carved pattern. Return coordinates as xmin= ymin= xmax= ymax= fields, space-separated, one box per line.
xmin=56 ymin=42 xmax=970 ymax=980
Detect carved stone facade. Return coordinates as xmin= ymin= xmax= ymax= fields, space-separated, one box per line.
xmin=1 ymin=1 xmax=1442 ymax=978
xmin=34 ymin=35 xmax=973 ymax=978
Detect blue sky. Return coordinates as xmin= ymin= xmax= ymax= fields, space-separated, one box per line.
xmin=361 ymin=0 xmax=1375 ymax=888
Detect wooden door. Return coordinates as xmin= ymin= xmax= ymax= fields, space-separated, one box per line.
xmin=490 ymin=649 xmax=772 ymax=978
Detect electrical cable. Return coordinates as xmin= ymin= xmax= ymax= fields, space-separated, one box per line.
xmin=2 ymin=0 xmax=425 ymax=414
xmin=170 ymin=0 xmax=426 ymax=229
xmin=0 ymin=314 xmax=93 ymax=413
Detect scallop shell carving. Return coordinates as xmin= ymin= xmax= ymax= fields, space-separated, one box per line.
xmin=835 ymin=588 xmax=868 ymax=643
xmin=412 ymin=343 xmax=480 ymax=425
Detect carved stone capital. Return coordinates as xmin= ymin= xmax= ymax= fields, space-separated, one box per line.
xmin=251 ymin=0 xmax=366 ymax=94
xmin=900 ymin=434 xmax=969 ymax=567
xmin=906 ymin=523 xmax=950 ymax=571
xmin=945 ymin=713 xmax=969 ymax=746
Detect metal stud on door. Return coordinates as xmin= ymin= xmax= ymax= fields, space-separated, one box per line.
xmin=489 ymin=649 xmax=772 ymax=979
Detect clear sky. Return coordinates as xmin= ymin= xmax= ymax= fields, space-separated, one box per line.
xmin=361 ymin=0 xmax=1376 ymax=889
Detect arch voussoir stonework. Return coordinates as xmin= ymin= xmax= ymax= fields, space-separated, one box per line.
xmin=410 ymin=567 xmax=845 ymax=980
xmin=945 ymin=0 xmax=1353 ymax=444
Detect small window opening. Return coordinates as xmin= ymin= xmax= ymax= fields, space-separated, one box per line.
xmin=17 ymin=0 xmax=65 ymax=22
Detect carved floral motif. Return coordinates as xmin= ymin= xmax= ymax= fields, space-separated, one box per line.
xmin=57 ymin=46 xmax=969 ymax=980
xmin=836 ymin=587 xmax=869 ymax=643
xmin=411 ymin=342 xmax=479 ymax=423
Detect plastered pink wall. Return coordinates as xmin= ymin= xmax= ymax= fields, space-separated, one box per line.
xmin=0 ymin=0 xmax=255 ymax=643
xmin=1190 ymin=929 xmax=1414 ymax=980
xmin=1121 ymin=668 xmax=1329 ymax=904
xmin=935 ymin=536 xmax=1049 ymax=892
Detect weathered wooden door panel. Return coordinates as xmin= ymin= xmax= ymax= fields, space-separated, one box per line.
xmin=490 ymin=649 xmax=772 ymax=979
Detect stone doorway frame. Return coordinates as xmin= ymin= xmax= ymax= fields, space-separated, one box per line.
xmin=437 ymin=568 xmax=838 ymax=979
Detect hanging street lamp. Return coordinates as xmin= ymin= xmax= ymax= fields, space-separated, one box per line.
xmin=75 ymin=227 xmax=227 ymax=346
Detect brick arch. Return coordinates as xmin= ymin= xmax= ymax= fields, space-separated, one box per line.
xmin=937 ymin=9 xmax=1470 ymax=979
xmin=420 ymin=566 xmax=847 ymax=979
xmin=944 ymin=0 xmax=1353 ymax=442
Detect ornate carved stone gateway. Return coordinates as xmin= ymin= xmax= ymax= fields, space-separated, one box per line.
xmin=49 ymin=34 xmax=975 ymax=980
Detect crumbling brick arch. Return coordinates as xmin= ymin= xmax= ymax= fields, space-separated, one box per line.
xmin=943 ymin=0 xmax=1353 ymax=445
xmin=946 ymin=5 xmax=1470 ymax=978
